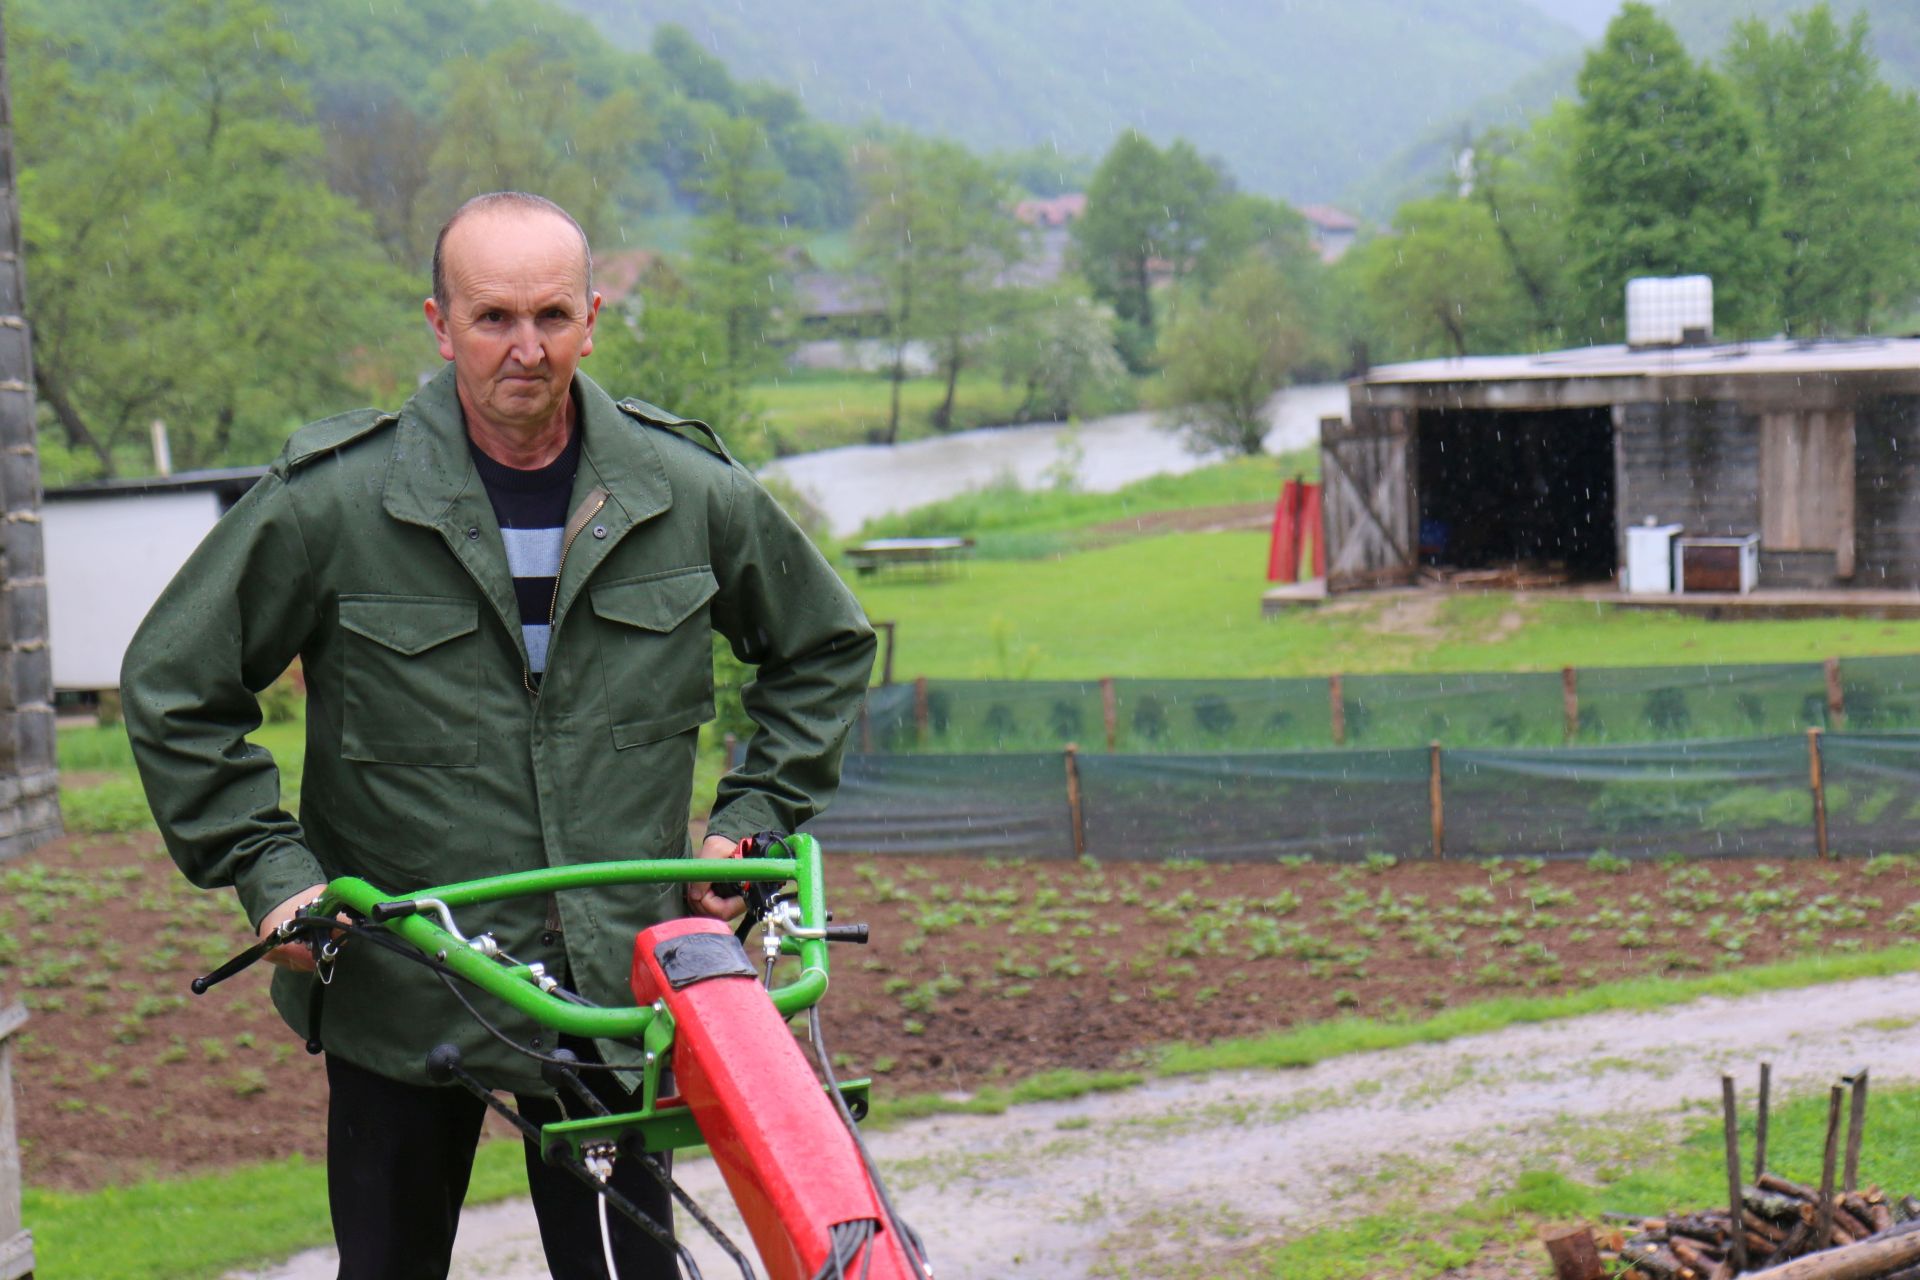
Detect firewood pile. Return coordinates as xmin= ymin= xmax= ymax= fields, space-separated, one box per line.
xmin=1546 ymin=1066 xmax=1920 ymax=1280
xmin=1600 ymin=1177 xmax=1920 ymax=1278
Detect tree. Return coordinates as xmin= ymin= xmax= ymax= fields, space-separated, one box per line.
xmin=686 ymin=116 xmax=792 ymax=386
xmin=1569 ymin=4 xmax=1778 ymax=340
xmin=1073 ymin=132 xmax=1216 ymax=366
xmin=1156 ymin=250 xmax=1314 ymax=457
xmin=911 ymin=144 xmax=1025 ymax=431
xmin=1467 ymin=102 xmax=1580 ymax=345
xmin=1724 ymin=5 xmax=1920 ymax=334
xmin=850 ymin=137 xmax=935 ymax=444
xmin=16 ymin=0 xmax=410 ymax=477
xmin=423 ymin=40 xmax=651 ymax=249
xmin=990 ymin=284 xmax=1128 ymax=423
xmin=1339 ymin=195 xmax=1535 ymax=360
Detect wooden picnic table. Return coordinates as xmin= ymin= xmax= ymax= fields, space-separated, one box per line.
xmin=844 ymin=537 xmax=974 ymax=577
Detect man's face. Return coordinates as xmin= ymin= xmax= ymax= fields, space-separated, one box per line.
xmin=424 ymin=209 xmax=601 ymax=435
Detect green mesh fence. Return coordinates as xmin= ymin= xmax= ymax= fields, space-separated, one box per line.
xmin=1820 ymin=732 xmax=1920 ymax=857
xmin=805 ymin=734 xmax=1909 ymax=863
xmin=1837 ymin=655 xmax=1920 ymax=731
xmin=1443 ymin=738 xmax=1814 ymax=862
xmin=860 ymin=659 xmax=1862 ymax=754
xmin=1077 ymin=750 xmax=1431 ymax=861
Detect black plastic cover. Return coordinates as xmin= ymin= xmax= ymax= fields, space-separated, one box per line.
xmin=655 ymin=932 xmax=757 ymax=990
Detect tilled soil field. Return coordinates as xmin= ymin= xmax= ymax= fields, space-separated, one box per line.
xmin=10 ymin=832 xmax=1920 ymax=1191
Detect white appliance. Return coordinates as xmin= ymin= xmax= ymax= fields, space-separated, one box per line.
xmin=1624 ymin=522 xmax=1683 ymax=594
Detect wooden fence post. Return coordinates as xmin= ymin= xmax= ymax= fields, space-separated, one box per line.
xmin=1808 ymin=727 xmax=1830 ymax=861
xmin=1817 ymin=1083 xmax=1845 ymax=1249
xmin=1100 ymin=677 xmax=1117 ymax=753
xmin=1330 ymin=674 xmax=1346 ymax=746
xmin=913 ymin=676 xmax=930 ymax=747
xmin=858 ymin=703 xmax=872 ymax=754
xmin=1429 ymin=740 xmax=1445 ymax=860
xmin=1844 ymin=1069 xmax=1869 ymax=1195
xmin=1722 ymin=1074 xmax=1748 ymax=1274
xmin=1063 ymin=743 xmax=1087 ymax=858
xmin=875 ymin=620 xmax=898 ymax=687
xmin=1 ymin=1002 xmax=32 ymax=1280
xmin=1562 ymin=666 xmax=1579 ymax=742
xmin=1826 ymin=656 xmax=1846 ymax=730
xmin=723 ymin=733 xmax=739 ymax=770
xmin=1756 ymin=1061 xmax=1772 ymax=1180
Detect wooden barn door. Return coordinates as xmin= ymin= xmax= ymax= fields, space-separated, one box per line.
xmin=1761 ymin=410 xmax=1855 ymax=578
xmin=1322 ymin=410 xmax=1416 ymax=591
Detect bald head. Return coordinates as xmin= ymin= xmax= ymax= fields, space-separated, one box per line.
xmin=431 ymin=192 xmax=592 ymax=314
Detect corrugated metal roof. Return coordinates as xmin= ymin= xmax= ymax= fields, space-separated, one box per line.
xmin=1358 ymin=336 xmax=1920 ymax=386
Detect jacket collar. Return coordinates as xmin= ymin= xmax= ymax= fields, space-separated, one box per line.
xmin=382 ymin=364 xmax=675 ymax=647
xmin=382 ymin=364 xmax=672 ymax=532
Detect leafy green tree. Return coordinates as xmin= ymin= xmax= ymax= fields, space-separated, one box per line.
xmin=1156 ymin=250 xmax=1314 ymax=456
xmin=912 ymin=145 xmax=1026 ymax=431
xmin=17 ymin=0 xmax=410 ymax=477
xmin=1569 ymin=3 xmax=1778 ymax=339
xmin=1467 ymin=102 xmax=1580 ymax=345
xmin=991 ymin=284 xmax=1128 ymax=422
xmin=1073 ymin=131 xmax=1215 ymax=365
xmin=850 ymin=137 xmax=936 ymax=444
xmin=687 ymin=116 xmax=792 ymax=385
xmin=423 ymin=40 xmax=651 ymax=248
xmin=1340 ymin=195 xmax=1535 ymax=360
xmin=1724 ymin=5 xmax=1920 ymax=334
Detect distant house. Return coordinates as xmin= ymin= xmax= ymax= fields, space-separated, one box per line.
xmin=1298 ymin=205 xmax=1358 ymax=263
xmin=591 ymin=249 xmax=665 ymax=306
xmin=1012 ymin=194 xmax=1086 ymax=228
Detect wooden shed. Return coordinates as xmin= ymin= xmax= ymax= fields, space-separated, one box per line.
xmin=1326 ymin=338 xmax=1920 ymax=594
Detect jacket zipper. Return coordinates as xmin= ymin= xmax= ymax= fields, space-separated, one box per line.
xmin=526 ymin=487 xmax=611 ymax=696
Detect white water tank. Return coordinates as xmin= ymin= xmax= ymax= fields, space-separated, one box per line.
xmin=1626 ymin=276 xmax=1713 ymax=348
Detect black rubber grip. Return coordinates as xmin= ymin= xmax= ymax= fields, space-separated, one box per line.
xmin=190 ymin=935 xmax=278 ymax=993
xmin=370 ymin=900 xmax=420 ymax=923
xmin=824 ymin=923 xmax=870 ymax=945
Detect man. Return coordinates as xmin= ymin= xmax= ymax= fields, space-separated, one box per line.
xmin=121 ymin=191 xmax=876 ymax=1277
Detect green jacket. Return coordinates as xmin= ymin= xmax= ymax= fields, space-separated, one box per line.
xmin=122 ymin=366 xmax=875 ymax=1091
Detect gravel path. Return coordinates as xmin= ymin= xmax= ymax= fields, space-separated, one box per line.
xmin=761 ymin=383 xmax=1348 ymax=536
xmin=236 ymin=972 xmax=1920 ymax=1279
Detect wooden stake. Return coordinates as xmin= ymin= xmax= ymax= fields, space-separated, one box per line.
xmin=1826 ymin=656 xmax=1846 ymax=729
xmin=723 ymin=732 xmax=739 ymax=770
xmin=1100 ymin=677 xmax=1117 ymax=752
xmin=1724 ymin=1073 xmax=1749 ymax=1274
xmin=1756 ymin=1061 xmax=1773 ymax=1180
xmin=876 ymin=619 xmax=898 ymax=687
xmin=859 ymin=702 xmax=872 ymax=753
xmin=1063 ymin=743 xmax=1086 ymax=859
xmin=913 ymin=676 xmax=930 ymax=746
xmin=1330 ymin=673 xmax=1346 ymax=746
xmin=1429 ymin=740 xmax=1445 ymax=860
xmin=1809 ymin=728 xmax=1830 ymax=861
xmin=1844 ymin=1069 xmax=1869 ymax=1195
xmin=1563 ymin=666 xmax=1579 ymax=742
xmin=1818 ymin=1082 xmax=1846 ymax=1249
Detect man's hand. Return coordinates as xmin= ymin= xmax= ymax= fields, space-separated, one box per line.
xmin=256 ymin=884 xmax=330 ymax=972
xmin=686 ymin=835 xmax=747 ymax=921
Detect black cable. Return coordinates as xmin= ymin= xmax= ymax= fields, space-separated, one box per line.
xmin=304 ymin=918 xmax=657 ymax=1072
xmin=628 ymin=1143 xmax=759 ymax=1280
xmin=807 ymin=1006 xmax=933 ymax=1277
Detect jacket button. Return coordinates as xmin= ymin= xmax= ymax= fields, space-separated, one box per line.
xmin=592 ymin=525 xmax=607 ymax=539
xmin=466 ymin=526 xmax=480 ymax=540
xmin=540 ymin=931 xmax=558 ymax=947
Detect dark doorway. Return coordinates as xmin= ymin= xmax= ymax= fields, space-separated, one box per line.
xmin=1415 ymin=408 xmax=1616 ymax=580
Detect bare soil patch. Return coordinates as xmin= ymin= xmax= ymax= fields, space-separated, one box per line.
xmin=10 ymin=835 xmax=1920 ymax=1193
xmin=1079 ymin=501 xmax=1272 ymax=543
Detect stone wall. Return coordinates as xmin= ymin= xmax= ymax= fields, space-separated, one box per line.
xmin=0 ymin=0 xmax=58 ymax=867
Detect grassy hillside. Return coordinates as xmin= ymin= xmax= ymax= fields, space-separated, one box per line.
xmin=553 ymin=0 xmax=1582 ymax=204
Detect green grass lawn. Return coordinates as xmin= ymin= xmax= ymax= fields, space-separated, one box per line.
xmin=853 ymin=531 xmax=1920 ymax=680
xmin=753 ymin=370 xmax=1073 ymax=455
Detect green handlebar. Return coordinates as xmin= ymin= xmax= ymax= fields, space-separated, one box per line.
xmin=317 ymin=833 xmax=832 ymax=1042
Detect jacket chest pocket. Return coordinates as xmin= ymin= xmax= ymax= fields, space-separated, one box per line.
xmin=590 ymin=566 xmax=717 ymax=749
xmin=337 ymin=595 xmax=482 ymax=766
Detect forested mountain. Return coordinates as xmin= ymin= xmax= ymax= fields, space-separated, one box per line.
xmin=1521 ymin=0 xmax=1651 ymax=39
xmin=549 ymin=0 xmax=1584 ymax=203
xmin=1360 ymin=0 xmax=1920 ymax=214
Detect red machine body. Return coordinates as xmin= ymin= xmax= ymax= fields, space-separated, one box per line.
xmin=631 ymin=917 xmax=915 ymax=1280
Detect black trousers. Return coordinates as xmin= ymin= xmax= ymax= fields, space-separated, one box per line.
xmin=325 ymin=1047 xmax=678 ymax=1280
